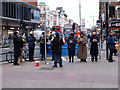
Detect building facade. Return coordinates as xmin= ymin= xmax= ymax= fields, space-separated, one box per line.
xmin=0 ymin=0 xmax=40 ymax=45
xmin=99 ymin=1 xmax=120 ymax=36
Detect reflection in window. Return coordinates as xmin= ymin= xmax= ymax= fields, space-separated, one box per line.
xmin=118 ymin=8 xmax=120 ymax=18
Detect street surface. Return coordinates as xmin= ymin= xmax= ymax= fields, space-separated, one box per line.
xmin=1 ymin=50 xmax=119 ymax=88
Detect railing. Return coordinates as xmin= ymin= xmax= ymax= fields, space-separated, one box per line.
xmin=0 ymin=40 xmax=103 ymax=63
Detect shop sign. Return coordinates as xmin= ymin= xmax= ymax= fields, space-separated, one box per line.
xmin=116 ymin=23 xmax=120 ymax=26
xmin=9 ymin=27 xmax=19 ymax=30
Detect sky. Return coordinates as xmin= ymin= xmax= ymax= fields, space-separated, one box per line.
xmin=38 ymin=0 xmax=99 ymax=28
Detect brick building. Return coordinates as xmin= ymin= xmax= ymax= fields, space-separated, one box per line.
xmin=99 ymin=1 xmax=120 ymax=36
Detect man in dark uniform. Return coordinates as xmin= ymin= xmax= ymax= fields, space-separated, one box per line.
xmin=52 ymin=32 xmax=64 ymax=68
xmin=28 ymin=31 xmax=36 ymax=62
xmin=13 ymin=31 xmax=22 ymax=66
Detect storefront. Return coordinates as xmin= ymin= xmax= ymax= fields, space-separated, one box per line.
xmin=109 ymin=19 xmax=120 ymax=35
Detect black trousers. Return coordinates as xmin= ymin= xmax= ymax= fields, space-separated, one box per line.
xmin=69 ymin=54 xmax=74 ymax=62
xmin=29 ymin=47 xmax=35 ymax=61
xmin=91 ymin=55 xmax=98 ymax=62
xmin=109 ymin=49 xmax=114 ymax=62
xmin=41 ymin=52 xmax=45 ymax=61
xmin=113 ymin=49 xmax=117 ymax=55
xmin=54 ymin=54 xmax=62 ymax=67
xmin=14 ymin=56 xmax=18 ymax=65
xmin=52 ymin=50 xmax=55 ymax=60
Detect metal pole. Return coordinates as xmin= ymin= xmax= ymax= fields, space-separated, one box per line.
xmin=79 ymin=0 xmax=81 ymax=31
xmin=101 ymin=18 xmax=103 ymax=49
xmin=59 ymin=14 xmax=60 ymax=26
xmin=99 ymin=37 xmax=101 ymax=59
xmin=106 ymin=2 xmax=109 ymax=60
xmin=87 ymin=21 xmax=90 ymax=29
xmin=101 ymin=19 xmax=103 ymax=41
xmin=44 ymin=9 xmax=47 ymax=64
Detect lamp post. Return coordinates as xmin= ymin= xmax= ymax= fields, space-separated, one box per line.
xmin=87 ymin=21 xmax=91 ymax=29
xmin=106 ymin=2 xmax=109 ymax=60
xmin=79 ymin=0 xmax=81 ymax=31
xmin=57 ymin=10 xmax=61 ymax=26
xmin=90 ymin=16 xmax=94 ymax=26
xmin=43 ymin=8 xmax=47 ymax=64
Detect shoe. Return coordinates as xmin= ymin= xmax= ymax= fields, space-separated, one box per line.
xmin=60 ymin=65 xmax=63 ymax=67
xmin=114 ymin=53 xmax=118 ymax=56
xmin=30 ymin=60 xmax=35 ymax=62
xmin=69 ymin=60 xmax=71 ymax=63
xmin=14 ymin=63 xmax=19 ymax=66
xmin=112 ymin=60 xmax=115 ymax=62
xmin=51 ymin=59 xmax=54 ymax=61
xmin=53 ymin=65 xmax=57 ymax=68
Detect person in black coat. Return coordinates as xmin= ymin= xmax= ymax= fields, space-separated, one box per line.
xmin=67 ymin=33 xmax=77 ymax=63
xmin=39 ymin=32 xmax=48 ymax=61
xmin=52 ymin=32 xmax=64 ymax=68
xmin=13 ymin=31 xmax=22 ymax=66
xmin=28 ymin=31 xmax=36 ymax=62
xmin=90 ymin=31 xmax=99 ymax=62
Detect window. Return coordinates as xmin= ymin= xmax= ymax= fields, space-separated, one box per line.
xmin=117 ymin=8 xmax=120 ymax=18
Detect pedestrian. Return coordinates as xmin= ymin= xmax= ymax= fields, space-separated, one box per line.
xmin=28 ymin=31 xmax=36 ymax=62
xmin=19 ymin=33 xmax=26 ymax=62
xmin=8 ymin=34 xmax=13 ymax=45
xmin=77 ymin=32 xmax=88 ymax=62
xmin=39 ymin=32 xmax=48 ymax=61
xmin=49 ymin=31 xmax=55 ymax=61
xmin=90 ymin=31 xmax=99 ymax=62
xmin=13 ymin=31 xmax=22 ymax=66
xmin=67 ymin=33 xmax=77 ymax=63
xmin=107 ymin=31 xmax=117 ymax=62
xmin=52 ymin=32 xmax=64 ymax=68
xmin=113 ymin=33 xmax=118 ymax=56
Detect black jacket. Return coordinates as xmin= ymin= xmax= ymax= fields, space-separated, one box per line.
xmin=67 ymin=37 xmax=77 ymax=55
xmin=52 ymin=37 xmax=64 ymax=55
xmin=39 ymin=37 xmax=48 ymax=53
xmin=90 ymin=35 xmax=99 ymax=55
xmin=13 ymin=36 xmax=22 ymax=57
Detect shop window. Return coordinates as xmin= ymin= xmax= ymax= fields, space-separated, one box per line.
xmin=117 ymin=8 xmax=120 ymax=19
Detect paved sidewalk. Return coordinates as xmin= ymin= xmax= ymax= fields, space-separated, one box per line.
xmin=1 ymin=51 xmax=119 ymax=88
